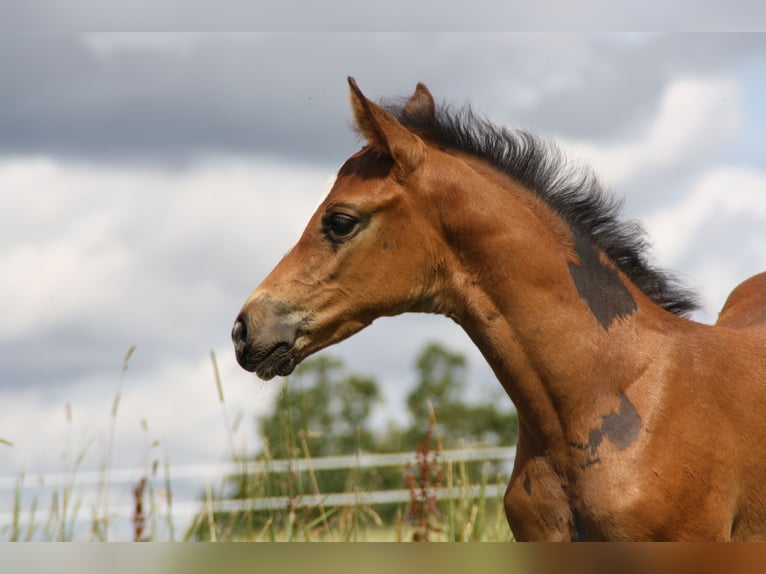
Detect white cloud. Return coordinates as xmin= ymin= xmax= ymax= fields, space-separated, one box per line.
xmin=646 ymin=167 xmax=766 ymax=263
xmin=0 ymin=156 xmax=332 ymax=344
xmin=0 ymin=215 xmax=131 ymax=340
xmin=560 ymin=76 xmax=743 ymax=188
xmin=644 ymin=166 xmax=766 ymax=321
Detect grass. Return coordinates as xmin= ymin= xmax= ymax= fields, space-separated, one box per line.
xmin=1 ymin=348 xmax=514 ymax=542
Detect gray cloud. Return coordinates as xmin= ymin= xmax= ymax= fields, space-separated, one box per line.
xmin=0 ymin=157 xmax=331 ymax=391
xmin=1 ymin=34 xmax=764 ymax=165
xmin=511 ymin=34 xmax=766 ymax=138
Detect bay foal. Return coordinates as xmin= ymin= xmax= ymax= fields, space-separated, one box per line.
xmin=233 ymin=79 xmax=766 ymax=540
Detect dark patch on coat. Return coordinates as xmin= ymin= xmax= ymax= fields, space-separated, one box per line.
xmin=571 ymin=392 xmax=643 ymax=467
xmin=523 ymin=472 xmax=532 ymax=496
xmin=570 ymin=507 xmax=590 ymax=542
xmin=338 ymin=147 xmax=394 ymax=180
xmin=567 ymin=231 xmax=638 ymax=330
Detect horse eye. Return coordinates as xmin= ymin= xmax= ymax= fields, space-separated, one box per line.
xmin=324 ymin=212 xmax=359 ymax=240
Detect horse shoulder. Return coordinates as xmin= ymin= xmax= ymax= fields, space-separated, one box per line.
xmin=716 ymin=272 xmax=766 ymax=330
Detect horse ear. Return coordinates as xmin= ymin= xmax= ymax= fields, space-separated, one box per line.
xmin=348 ymin=77 xmax=425 ymax=173
xmin=402 ymin=82 xmax=435 ymax=127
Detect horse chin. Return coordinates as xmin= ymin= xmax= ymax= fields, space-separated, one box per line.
xmin=254 ymin=359 xmax=296 ymax=381
xmin=239 ymin=344 xmax=299 ymax=381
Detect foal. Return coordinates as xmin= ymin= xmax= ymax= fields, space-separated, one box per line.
xmin=233 ymin=78 xmax=766 ymax=540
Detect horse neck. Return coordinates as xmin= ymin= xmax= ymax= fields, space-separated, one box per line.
xmin=432 ymin=170 xmax=667 ymax=450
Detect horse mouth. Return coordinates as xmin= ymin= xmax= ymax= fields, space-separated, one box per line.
xmin=236 ymin=342 xmax=298 ymax=381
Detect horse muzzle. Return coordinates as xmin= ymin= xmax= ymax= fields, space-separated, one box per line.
xmin=232 ymin=296 xmax=306 ymax=380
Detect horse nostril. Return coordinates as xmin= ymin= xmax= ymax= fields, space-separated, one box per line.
xmin=232 ymin=316 xmax=247 ymax=346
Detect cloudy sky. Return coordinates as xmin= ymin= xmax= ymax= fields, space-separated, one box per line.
xmin=1 ymin=34 xmax=766 ymax=485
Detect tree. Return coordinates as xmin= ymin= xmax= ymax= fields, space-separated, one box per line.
xmin=259 ymin=355 xmax=381 ymax=461
xmin=407 ymin=342 xmax=468 ymax=423
xmin=403 ymin=342 xmax=517 ymax=448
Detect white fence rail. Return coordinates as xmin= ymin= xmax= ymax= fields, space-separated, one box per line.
xmin=0 ymin=445 xmax=516 ymax=490
xmin=0 ymin=446 xmax=516 ymax=539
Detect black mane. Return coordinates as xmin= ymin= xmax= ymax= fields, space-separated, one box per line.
xmin=387 ymin=100 xmax=699 ymax=317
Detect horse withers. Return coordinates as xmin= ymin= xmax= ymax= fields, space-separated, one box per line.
xmin=232 ymin=78 xmax=766 ymax=541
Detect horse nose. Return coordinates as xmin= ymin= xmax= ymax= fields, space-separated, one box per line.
xmin=231 ymin=302 xmax=303 ymax=378
xmin=232 ymin=314 xmax=248 ymax=349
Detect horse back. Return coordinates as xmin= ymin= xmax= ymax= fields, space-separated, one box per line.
xmin=716 ymin=272 xmax=766 ymax=330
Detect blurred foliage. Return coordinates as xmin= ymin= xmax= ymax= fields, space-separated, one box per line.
xmin=188 ymin=342 xmax=517 ymax=540
xmin=260 ymin=356 xmax=382 ymax=461
xmin=402 ymin=342 xmax=518 ymax=449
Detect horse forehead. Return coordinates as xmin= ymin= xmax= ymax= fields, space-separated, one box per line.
xmin=338 ymin=148 xmax=394 ymax=180
xmin=325 ymin=167 xmax=401 ymax=206
xmin=316 ymin=170 xmax=392 ymax=209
